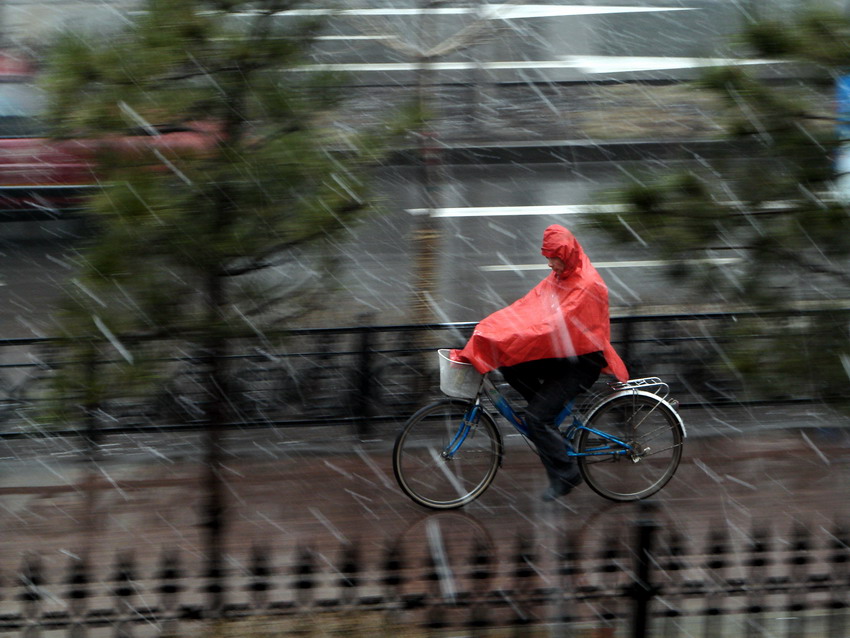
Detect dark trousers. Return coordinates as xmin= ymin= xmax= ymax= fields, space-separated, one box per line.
xmin=500 ymin=353 xmax=605 ymax=486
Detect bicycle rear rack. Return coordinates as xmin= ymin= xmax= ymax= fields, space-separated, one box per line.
xmin=609 ymin=377 xmax=670 ymax=399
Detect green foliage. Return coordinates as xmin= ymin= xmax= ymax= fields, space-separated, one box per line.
xmin=732 ymin=9 xmax=850 ymax=68
xmin=595 ymin=12 xmax=850 ymax=301
xmin=744 ymin=20 xmax=801 ymax=57
xmin=37 ymin=0 xmax=406 ymax=428
xmin=715 ymin=312 xmax=850 ymax=404
xmin=589 ymin=7 xmax=850 ymax=404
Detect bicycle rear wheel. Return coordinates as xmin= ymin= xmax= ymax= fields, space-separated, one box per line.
xmin=393 ymin=399 xmax=503 ymax=510
xmin=577 ymin=393 xmax=683 ymax=502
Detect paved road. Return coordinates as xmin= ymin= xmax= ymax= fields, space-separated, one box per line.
xmin=1 ymin=403 xmax=847 ymax=615
xmin=0 ymin=155 xmax=753 ymax=340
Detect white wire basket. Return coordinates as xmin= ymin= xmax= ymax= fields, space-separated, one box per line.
xmin=438 ymin=349 xmax=483 ymax=398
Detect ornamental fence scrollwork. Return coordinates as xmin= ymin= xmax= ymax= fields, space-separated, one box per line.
xmin=0 ymin=510 xmax=847 ymax=637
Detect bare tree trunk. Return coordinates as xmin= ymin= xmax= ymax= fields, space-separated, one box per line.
xmin=80 ymin=345 xmax=103 ymax=570
xmin=202 ymin=271 xmax=228 ymax=616
xmin=410 ymin=1 xmax=443 ymax=326
xmin=200 ymin=64 xmax=249 ymax=617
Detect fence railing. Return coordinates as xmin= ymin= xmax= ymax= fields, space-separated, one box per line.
xmin=1 ymin=309 xmax=846 ymax=437
xmin=1 ymin=505 xmax=847 ymax=637
xmin=2 ymin=312 xmax=848 ymax=638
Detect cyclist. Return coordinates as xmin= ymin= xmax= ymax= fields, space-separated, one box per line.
xmin=452 ymin=224 xmax=628 ymax=502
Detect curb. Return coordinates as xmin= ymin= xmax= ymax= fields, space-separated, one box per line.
xmin=385 ymin=138 xmax=748 ymax=165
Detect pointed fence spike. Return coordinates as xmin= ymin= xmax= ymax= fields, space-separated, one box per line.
xmin=113 ymin=553 xmax=136 ymax=599
xmin=662 ymin=530 xmax=687 ymax=572
xmin=745 ymin=528 xmax=770 ymax=576
xmin=382 ymin=544 xmax=403 ymax=592
xmin=66 ymin=557 xmax=89 ymax=600
xmin=469 ymin=538 xmax=494 ymax=584
xmin=706 ymin=528 xmax=728 ymax=571
xmin=250 ymin=545 xmax=273 ymax=579
xmin=158 ymin=549 xmax=182 ymax=608
xmin=792 ymin=524 xmax=811 ymax=552
xmin=158 ymin=549 xmax=182 ymax=582
xmin=513 ymin=535 xmax=536 ymax=581
xmin=789 ymin=524 xmax=811 ymax=569
xmin=293 ymin=545 xmax=316 ymax=604
xmin=338 ymin=542 xmax=360 ymax=590
xmin=245 ymin=545 xmax=273 ymax=609
xmin=598 ymin=530 xmax=621 ymax=574
xmin=830 ymin=521 xmax=849 ymax=567
xmin=558 ymin=532 xmax=581 ymax=577
xmin=19 ymin=555 xmax=44 ymax=603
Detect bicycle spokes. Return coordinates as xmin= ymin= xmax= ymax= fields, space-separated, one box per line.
xmin=576 ymin=394 xmax=683 ymax=501
xmin=393 ymin=399 xmax=503 ymax=509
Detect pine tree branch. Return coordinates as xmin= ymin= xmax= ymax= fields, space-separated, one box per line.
xmin=770 ymin=246 xmax=850 ymax=287
xmin=220 ymin=201 xmax=368 ymax=277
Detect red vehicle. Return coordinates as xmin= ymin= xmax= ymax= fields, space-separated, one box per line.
xmin=0 ymin=51 xmax=217 ymax=221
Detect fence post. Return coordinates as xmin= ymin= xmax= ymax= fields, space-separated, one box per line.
xmin=619 ymin=317 xmax=635 ymax=374
xmin=354 ymin=318 xmax=375 ymax=439
xmin=631 ymin=501 xmax=658 ymax=638
xmin=82 ymin=346 xmax=101 ymax=455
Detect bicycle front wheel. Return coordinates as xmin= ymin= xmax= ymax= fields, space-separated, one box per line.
xmin=393 ymin=399 xmax=503 ymax=510
xmin=577 ymin=393 xmax=684 ymax=502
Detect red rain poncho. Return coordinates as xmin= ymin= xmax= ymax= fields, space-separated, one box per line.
xmin=454 ymin=225 xmax=628 ymax=381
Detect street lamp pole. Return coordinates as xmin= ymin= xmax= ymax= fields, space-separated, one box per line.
xmin=410 ymin=0 xmax=444 ymax=325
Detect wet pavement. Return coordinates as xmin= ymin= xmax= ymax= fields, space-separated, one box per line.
xmin=0 ymin=26 xmax=845 ymax=634
xmin=1 ymin=402 xmax=848 ymax=603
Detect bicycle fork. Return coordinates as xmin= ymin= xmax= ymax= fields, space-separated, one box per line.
xmin=442 ymin=404 xmax=482 ymax=459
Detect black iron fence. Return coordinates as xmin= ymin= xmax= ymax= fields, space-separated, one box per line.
xmin=2 ymin=311 xmax=849 ymax=637
xmin=1 ymin=309 xmax=846 ymax=437
xmin=0 ymin=506 xmax=847 ymax=637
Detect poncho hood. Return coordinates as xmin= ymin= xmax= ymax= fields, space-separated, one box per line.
xmin=454 ymin=224 xmax=628 ymax=381
xmin=541 ymin=224 xmax=582 ymax=278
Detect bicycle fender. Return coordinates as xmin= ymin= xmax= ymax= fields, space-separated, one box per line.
xmin=584 ymin=389 xmax=687 ymax=438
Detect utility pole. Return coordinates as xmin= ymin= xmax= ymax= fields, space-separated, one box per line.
xmin=410 ymin=0 xmax=443 ymax=325
xmin=350 ymin=1 xmax=512 ymax=324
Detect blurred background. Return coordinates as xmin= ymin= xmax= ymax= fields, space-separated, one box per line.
xmin=1 ymin=1 xmax=849 ymax=636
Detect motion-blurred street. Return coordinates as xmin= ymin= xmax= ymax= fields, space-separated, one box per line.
xmin=1 ymin=1 xmax=849 ymax=633
xmin=2 ymin=403 xmax=848 ymax=592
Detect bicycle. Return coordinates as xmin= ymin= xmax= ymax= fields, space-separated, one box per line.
xmin=393 ymin=349 xmax=686 ymax=509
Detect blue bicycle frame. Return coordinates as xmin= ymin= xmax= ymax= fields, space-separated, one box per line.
xmin=445 ymin=375 xmax=639 ymax=460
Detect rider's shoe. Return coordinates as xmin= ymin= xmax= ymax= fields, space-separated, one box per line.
xmin=541 ymin=470 xmax=583 ymax=502
xmin=541 ymin=482 xmax=572 ymax=502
